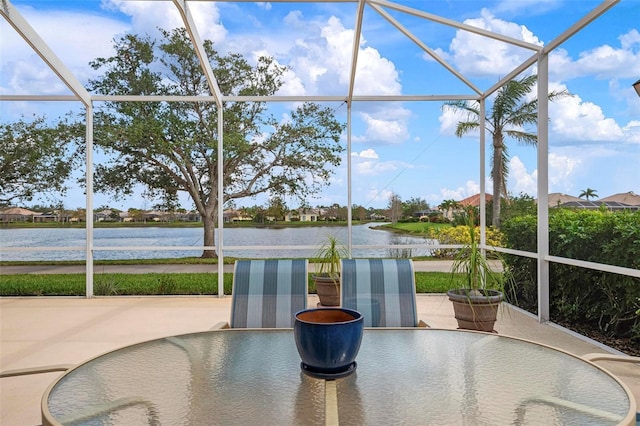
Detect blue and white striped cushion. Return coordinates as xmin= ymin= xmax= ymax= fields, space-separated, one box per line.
xmin=341 ymin=259 xmax=418 ymax=327
xmin=231 ymin=259 xmax=308 ymax=328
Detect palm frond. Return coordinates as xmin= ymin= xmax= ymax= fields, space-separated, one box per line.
xmin=504 ymin=130 xmax=537 ymax=145
xmin=454 ymin=121 xmax=480 ymax=138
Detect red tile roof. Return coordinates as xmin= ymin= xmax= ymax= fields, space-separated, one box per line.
xmin=457 ymin=193 xmax=493 ymax=207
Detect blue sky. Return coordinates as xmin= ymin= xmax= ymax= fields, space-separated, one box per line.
xmin=1 ymin=0 xmax=639 ymax=211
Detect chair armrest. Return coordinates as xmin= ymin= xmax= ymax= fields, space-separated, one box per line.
xmin=0 ymin=364 xmax=74 ymax=378
xmin=57 ymin=396 xmax=160 ymax=425
xmin=582 ymin=353 xmax=640 ymax=365
xmin=417 ymin=319 xmax=430 ymax=328
xmin=210 ymin=321 xmax=230 ymax=330
xmin=514 ymin=395 xmax=626 ymax=424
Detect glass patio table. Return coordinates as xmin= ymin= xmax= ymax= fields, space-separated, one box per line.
xmin=42 ymin=328 xmax=636 ymax=425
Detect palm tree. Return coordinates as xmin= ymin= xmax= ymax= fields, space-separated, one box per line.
xmin=444 ymin=75 xmax=567 ymax=228
xmin=438 ymin=199 xmax=460 ymax=222
xmin=579 ymin=188 xmax=598 ymax=201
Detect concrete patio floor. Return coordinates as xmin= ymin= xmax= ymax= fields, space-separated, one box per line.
xmin=1 ymin=294 xmax=638 ymax=426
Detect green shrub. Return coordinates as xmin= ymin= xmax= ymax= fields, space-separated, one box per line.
xmin=428 ymin=225 xmax=505 ymax=259
xmin=502 ymin=209 xmax=640 ymax=342
xmin=157 ymin=274 xmax=178 ymax=295
xmin=94 ymin=276 xmax=120 ymax=296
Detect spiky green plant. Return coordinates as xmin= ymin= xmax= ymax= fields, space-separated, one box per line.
xmin=314 ymin=235 xmax=350 ymax=282
xmin=450 ymin=208 xmax=504 ymax=296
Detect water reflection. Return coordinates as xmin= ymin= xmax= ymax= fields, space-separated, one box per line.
xmin=0 ymin=224 xmax=435 ymax=261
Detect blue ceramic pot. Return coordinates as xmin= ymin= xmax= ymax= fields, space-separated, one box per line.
xmin=294 ymin=308 xmax=364 ymax=377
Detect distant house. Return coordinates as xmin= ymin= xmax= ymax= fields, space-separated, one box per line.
xmin=143 ymin=210 xmax=172 ymax=222
xmin=598 ymin=191 xmax=640 ymax=206
xmin=177 ymin=211 xmax=201 ymax=222
xmin=285 ymin=208 xmax=320 ymax=222
xmin=557 ymin=200 xmax=639 ymax=211
xmin=414 ymin=209 xmax=441 ymax=221
xmin=435 ymin=193 xmax=494 ymax=221
xmin=546 ymin=191 xmax=640 ymax=211
xmin=0 ymin=207 xmax=72 ymax=223
xmin=458 ymin=193 xmax=493 ymax=208
xmin=94 ymin=210 xmax=107 ymax=222
xmin=0 ymin=207 xmax=38 ymax=223
xmin=547 ymin=193 xmax=582 ymax=207
xmin=223 ymin=209 xmax=252 ymax=223
xmin=33 ymin=211 xmax=60 ymax=222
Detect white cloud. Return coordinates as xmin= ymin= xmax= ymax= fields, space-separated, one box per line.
xmin=550 ymin=90 xmax=625 ymax=142
xmin=544 ymin=144 xmax=639 ymax=198
xmin=279 ymin=68 xmax=307 ymax=96
xmin=271 ymin=15 xmax=401 ymax=97
xmin=439 ymin=103 xmax=478 ymax=136
xmin=1 ymin=7 xmax=129 ymax=96
xmin=354 ymin=158 xmax=397 ymax=176
xmin=352 ymin=47 xmax=401 ymax=96
xmin=550 ymin=30 xmax=640 ymax=81
xmin=256 ymin=3 xmax=273 ymax=11
xmin=350 ymin=148 xmax=413 ymax=178
xmin=357 ymin=111 xmax=409 ymax=144
xmin=366 ymin=188 xmax=393 ymax=205
xmin=548 ymin=152 xmax=581 ymax=193
xmin=620 ymin=29 xmax=640 ymax=49
xmin=508 ymin=156 xmax=537 ymax=196
xmin=622 ymin=121 xmax=640 ymax=145
xmin=355 ymin=149 xmax=379 ymax=159
xmin=445 ymin=9 xmax=543 ymax=77
xmin=2 ymin=60 xmax=65 ymax=95
xmin=439 ymin=180 xmax=481 ymax=201
xmin=105 ymin=1 xmax=227 ymax=43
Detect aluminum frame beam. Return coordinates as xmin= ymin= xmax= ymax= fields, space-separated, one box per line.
xmin=172 ymin=0 xmax=223 ymax=107
xmin=369 ymin=0 xmax=542 ymax=52
xmin=0 ymin=0 xmax=91 ymax=106
xmin=369 ymin=2 xmax=481 ymax=95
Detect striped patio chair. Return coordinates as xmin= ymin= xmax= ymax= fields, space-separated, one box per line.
xmin=340 ymin=259 xmax=428 ymax=328
xmin=220 ymin=259 xmax=308 ymax=328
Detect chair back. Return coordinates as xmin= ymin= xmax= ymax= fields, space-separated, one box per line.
xmin=231 ymin=259 xmax=308 ymax=328
xmin=341 ymin=259 xmax=418 ymax=327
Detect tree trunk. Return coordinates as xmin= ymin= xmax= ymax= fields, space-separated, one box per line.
xmin=201 ymin=214 xmax=217 ymax=258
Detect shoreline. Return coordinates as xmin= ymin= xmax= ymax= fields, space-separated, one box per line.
xmin=0 ymin=260 xmax=476 ymax=274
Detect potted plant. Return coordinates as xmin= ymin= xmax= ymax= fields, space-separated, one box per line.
xmin=312 ymin=235 xmax=349 ymax=306
xmin=446 ymin=207 xmax=507 ymax=332
xmin=293 ymin=307 xmax=364 ymax=379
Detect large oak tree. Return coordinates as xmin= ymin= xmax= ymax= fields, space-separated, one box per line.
xmin=89 ymin=29 xmax=345 ymax=257
xmin=0 ymin=116 xmax=82 ymax=205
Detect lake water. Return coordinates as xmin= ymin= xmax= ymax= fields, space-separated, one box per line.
xmin=0 ymin=224 xmax=436 ymax=261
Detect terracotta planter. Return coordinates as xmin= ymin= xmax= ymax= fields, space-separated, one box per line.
xmin=293 ymin=307 xmax=363 ymax=379
xmin=313 ymin=275 xmax=340 ymax=306
xmin=447 ymin=289 xmax=503 ymax=332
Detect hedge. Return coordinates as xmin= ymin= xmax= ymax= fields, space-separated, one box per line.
xmin=501 ymin=208 xmax=640 ymax=342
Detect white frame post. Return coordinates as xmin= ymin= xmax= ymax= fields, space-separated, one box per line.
xmin=217 ymin=107 xmax=225 ymax=297
xmin=479 ymin=98 xmax=487 ymax=248
xmin=85 ymin=104 xmax=94 ymax=297
xmin=537 ymin=54 xmax=550 ymax=322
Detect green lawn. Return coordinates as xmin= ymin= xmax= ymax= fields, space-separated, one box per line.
xmin=374 ymin=222 xmax=450 ymax=235
xmin=0 ymin=272 xmax=455 ymax=296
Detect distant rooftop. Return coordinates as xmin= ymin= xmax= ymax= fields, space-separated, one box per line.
xmin=598 ymin=191 xmax=640 ymax=206
xmin=557 ymin=200 xmax=640 ymax=211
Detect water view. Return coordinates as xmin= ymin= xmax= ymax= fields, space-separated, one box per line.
xmin=0 ymin=224 xmax=435 ymax=261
